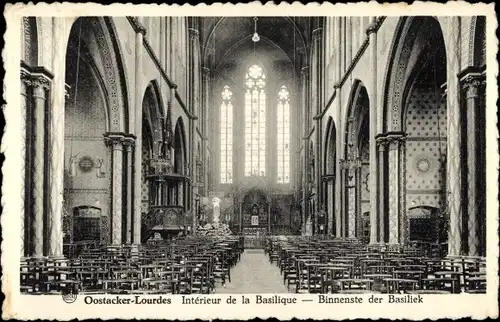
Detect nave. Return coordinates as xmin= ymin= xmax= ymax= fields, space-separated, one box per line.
xmin=18 ymin=15 xmax=490 ymax=296
xmin=20 ymin=235 xmax=486 ymax=295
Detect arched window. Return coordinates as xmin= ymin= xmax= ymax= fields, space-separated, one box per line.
xmin=244 ymin=64 xmax=266 ymax=176
xmin=220 ymin=85 xmax=233 ymax=184
xmin=277 ymin=85 xmax=290 ymax=184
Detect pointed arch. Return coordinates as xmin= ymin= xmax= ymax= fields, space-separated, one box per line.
xmin=66 ymin=17 xmax=129 ymax=132
xmin=324 ymin=116 xmax=336 ymax=176
xmin=382 ymin=17 xmax=447 ymax=133
xmin=174 ymin=117 xmax=187 ymax=175
xmin=344 ymin=80 xmax=369 ymax=158
xmin=21 ymin=17 xmax=38 ymax=66
xmin=142 ymin=81 xmax=165 ymax=155
xmin=469 ymin=16 xmax=486 ymax=68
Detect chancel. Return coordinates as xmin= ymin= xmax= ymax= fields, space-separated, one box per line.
xmin=19 ymin=15 xmax=487 ymax=295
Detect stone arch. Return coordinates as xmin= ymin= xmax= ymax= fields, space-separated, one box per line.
xmin=174 ymin=117 xmax=187 ymax=175
xmin=21 ymin=17 xmax=38 ymax=66
xmin=66 ymin=17 xmax=129 ymax=133
xmin=469 ymin=16 xmax=486 ymax=68
xmin=64 ymin=17 xmax=131 ymax=245
xmin=142 ymin=81 xmax=165 ymax=156
xmin=323 ymin=116 xmax=337 ymax=235
xmin=382 ymin=17 xmax=447 ymax=133
xmin=344 ymin=80 xmax=369 ymax=158
xmin=324 ymin=117 xmax=336 ymax=175
xmin=383 ymin=17 xmax=448 ymax=245
xmin=343 ymin=80 xmax=370 ymax=239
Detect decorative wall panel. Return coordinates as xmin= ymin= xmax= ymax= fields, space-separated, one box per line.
xmin=405 ymin=86 xmax=447 ymax=210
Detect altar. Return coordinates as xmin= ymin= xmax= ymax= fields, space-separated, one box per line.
xmin=240 ymin=189 xmax=270 ymax=248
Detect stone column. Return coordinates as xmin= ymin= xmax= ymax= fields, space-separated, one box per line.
xmin=335 ymin=17 xmax=343 ymax=239
xmin=20 ymin=69 xmax=31 ymax=257
xmin=188 ymin=27 xmax=200 ymax=232
xmin=312 ymin=27 xmax=324 ymax=234
xmin=347 ymin=166 xmax=357 ymax=238
xmin=106 ymin=133 xmax=124 ymax=245
xmin=367 ymin=18 xmax=379 ymax=244
xmin=338 ymin=163 xmax=346 ymax=237
xmin=462 ymin=72 xmax=482 ymax=256
xmin=399 ymin=137 xmax=408 ymax=245
xmin=446 ymin=17 xmax=463 ymax=256
xmin=376 ymin=137 xmax=387 ymax=243
xmin=202 ymin=67 xmax=211 ymax=193
xmin=47 ymin=18 xmax=68 ymax=257
xmin=123 ymin=136 xmax=135 ymax=244
xmin=32 ymin=75 xmax=50 ymax=257
xmin=326 ymin=179 xmax=334 ymax=235
xmin=301 ymin=66 xmax=309 ymax=236
xmin=387 ymin=133 xmax=404 ymax=245
xmin=133 ymin=22 xmax=146 ymax=245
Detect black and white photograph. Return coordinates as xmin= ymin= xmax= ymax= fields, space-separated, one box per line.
xmin=2 ymin=2 xmax=498 ymax=320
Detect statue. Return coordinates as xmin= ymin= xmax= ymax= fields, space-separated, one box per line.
xmin=212 ymin=197 xmax=221 ymax=224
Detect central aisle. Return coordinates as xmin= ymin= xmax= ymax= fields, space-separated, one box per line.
xmin=221 ymin=249 xmax=291 ymax=294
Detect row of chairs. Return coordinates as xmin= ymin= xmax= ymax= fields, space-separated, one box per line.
xmin=267 ymin=236 xmax=486 ymax=294
xmin=20 ymin=236 xmax=244 ymax=295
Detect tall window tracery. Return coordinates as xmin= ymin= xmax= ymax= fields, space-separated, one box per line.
xmin=244 ymin=64 xmax=266 ymax=176
xmin=277 ymin=85 xmax=291 ymax=184
xmin=220 ymin=85 xmax=233 ymax=184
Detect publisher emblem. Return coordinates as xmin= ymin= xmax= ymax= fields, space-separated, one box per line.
xmin=61 ymin=285 xmax=78 ymax=304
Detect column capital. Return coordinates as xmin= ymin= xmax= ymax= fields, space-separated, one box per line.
xmin=312 ymin=27 xmax=323 ymax=38
xmin=188 ymin=27 xmax=200 ymax=38
xmin=376 ymin=136 xmax=388 ymax=151
xmin=461 ymin=73 xmax=484 ymax=99
xmin=122 ymin=135 xmax=136 ymax=151
xmin=386 ymin=132 xmax=406 ymax=150
xmin=440 ymin=82 xmax=448 ymax=98
xmin=202 ymin=66 xmax=211 ymax=77
xmin=64 ymin=83 xmax=71 ymax=99
xmin=31 ymin=74 xmax=52 ymax=91
xmin=20 ymin=68 xmax=33 ymax=87
xmin=104 ymin=132 xmax=125 ymax=149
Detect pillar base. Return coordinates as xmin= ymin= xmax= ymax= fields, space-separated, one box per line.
xmin=48 ymin=255 xmax=66 ymax=260
xmin=30 ymin=255 xmax=47 ymax=261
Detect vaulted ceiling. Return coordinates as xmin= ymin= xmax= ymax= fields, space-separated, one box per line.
xmin=200 ymin=17 xmax=313 ymax=73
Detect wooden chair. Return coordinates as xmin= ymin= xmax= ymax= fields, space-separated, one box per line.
xmin=382 ymin=278 xmax=418 ymax=294
xmin=338 ymin=278 xmax=373 ymax=291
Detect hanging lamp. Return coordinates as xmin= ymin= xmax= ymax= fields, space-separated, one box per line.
xmin=252 ymin=17 xmax=260 ymax=43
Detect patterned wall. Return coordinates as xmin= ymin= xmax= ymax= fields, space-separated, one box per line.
xmin=141 ymin=141 xmax=150 ymax=214
xmin=64 ymin=59 xmax=110 ymax=243
xmin=405 ymin=85 xmax=447 ymax=209
xmin=359 ymin=142 xmax=370 ymax=203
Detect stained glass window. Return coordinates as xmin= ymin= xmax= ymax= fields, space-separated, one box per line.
xmin=277 ymin=85 xmax=290 ymax=184
xmin=244 ymin=65 xmax=266 ymax=176
xmin=220 ymin=85 xmax=233 ymax=184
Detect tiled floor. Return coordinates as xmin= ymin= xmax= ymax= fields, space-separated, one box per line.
xmin=218 ymin=249 xmax=292 ymax=294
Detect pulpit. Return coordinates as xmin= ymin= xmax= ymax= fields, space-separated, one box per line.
xmin=141 ymin=152 xmax=189 ymax=242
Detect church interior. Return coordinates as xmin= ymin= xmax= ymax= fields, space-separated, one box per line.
xmin=19 ymin=16 xmax=487 ymax=294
